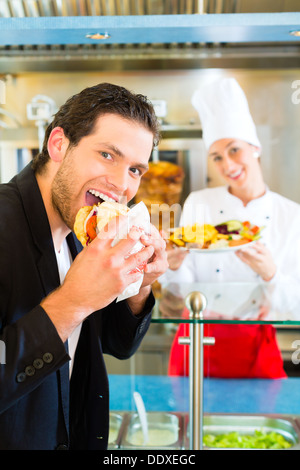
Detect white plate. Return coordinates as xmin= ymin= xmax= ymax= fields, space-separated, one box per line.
xmin=176 ymin=239 xmax=259 ymax=253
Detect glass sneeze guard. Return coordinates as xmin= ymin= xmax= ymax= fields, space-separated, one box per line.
xmin=153 ymin=281 xmax=300 ymax=325
xmin=107 ymin=281 xmax=300 ymax=451
xmin=151 ymin=281 xmax=300 ymax=450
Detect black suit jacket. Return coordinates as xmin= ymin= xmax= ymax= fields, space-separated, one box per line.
xmin=0 ymin=164 xmax=153 ymax=450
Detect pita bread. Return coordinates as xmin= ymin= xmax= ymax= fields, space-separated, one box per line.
xmin=74 ymin=201 xmax=129 ymax=246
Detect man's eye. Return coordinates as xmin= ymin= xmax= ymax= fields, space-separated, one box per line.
xmin=101 ymin=151 xmax=113 ymax=160
xmin=130 ymin=167 xmax=141 ymax=176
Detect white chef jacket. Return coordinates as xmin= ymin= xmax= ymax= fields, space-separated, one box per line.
xmin=159 ymin=186 xmax=300 ymax=317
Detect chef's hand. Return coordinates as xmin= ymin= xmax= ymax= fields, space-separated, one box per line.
xmin=167 ymin=245 xmax=189 ymax=270
xmin=160 ymin=230 xmax=189 ymax=271
xmin=235 ymin=241 xmax=277 ymax=282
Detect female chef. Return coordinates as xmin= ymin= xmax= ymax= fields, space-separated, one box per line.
xmin=160 ymin=78 xmax=300 ymax=378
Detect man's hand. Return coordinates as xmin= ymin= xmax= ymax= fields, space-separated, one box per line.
xmin=41 ymin=215 xmax=155 ymax=341
xmin=140 ymin=224 xmax=169 ymax=287
xmin=125 ymin=223 xmax=169 ymax=315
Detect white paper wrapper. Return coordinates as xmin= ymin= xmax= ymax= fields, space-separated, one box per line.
xmin=111 ymin=201 xmax=151 ymax=302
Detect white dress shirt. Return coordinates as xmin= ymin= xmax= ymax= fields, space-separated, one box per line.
xmin=55 ymin=238 xmax=82 ymax=377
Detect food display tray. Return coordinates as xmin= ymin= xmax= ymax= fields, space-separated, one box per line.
xmin=108 ymin=411 xmax=184 ymax=449
xmin=184 ymin=413 xmax=300 ymax=450
xmin=108 ymin=412 xmax=125 ymax=449
xmin=108 ymin=412 xmax=300 ymax=450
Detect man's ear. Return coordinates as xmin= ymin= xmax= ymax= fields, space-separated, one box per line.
xmin=47 ymin=127 xmax=69 ymax=163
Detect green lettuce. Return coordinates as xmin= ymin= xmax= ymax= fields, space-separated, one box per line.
xmin=203 ymin=430 xmax=292 ymax=449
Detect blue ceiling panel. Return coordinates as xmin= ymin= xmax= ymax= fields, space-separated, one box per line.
xmin=0 ymin=13 xmax=299 ymax=46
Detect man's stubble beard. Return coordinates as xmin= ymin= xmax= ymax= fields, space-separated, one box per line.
xmin=51 ymin=156 xmax=77 ymax=232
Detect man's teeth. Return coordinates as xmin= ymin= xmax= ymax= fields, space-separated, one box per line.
xmin=88 ymin=189 xmax=116 ymax=203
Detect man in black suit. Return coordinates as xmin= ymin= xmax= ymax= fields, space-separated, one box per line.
xmin=0 ymin=83 xmax=168 ymax=450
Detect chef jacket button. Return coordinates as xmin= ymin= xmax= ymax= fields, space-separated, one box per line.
xmin=33 ymin=358 xmax=44 ymax=369
xmin=16 ymin=372 xmax=26 ymax=383
xmin=25 ymin=365 xmax=35 ymax=377
xmin=56 ymin=444 xmax=68 ymax=450
xmin=43 ymin=352 xmax=53 ymax=364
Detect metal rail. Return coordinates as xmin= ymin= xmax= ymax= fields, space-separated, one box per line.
xmin=179 ymin=291 xmax=215 ymax=450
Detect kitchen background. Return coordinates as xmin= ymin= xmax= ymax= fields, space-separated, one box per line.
xmin=1 ymin=68 xmax=300 ymax=202
xmin=0 ymin=0 xmax=300 ymax=375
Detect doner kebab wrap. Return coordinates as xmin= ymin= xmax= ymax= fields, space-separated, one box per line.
xmin=74 ymin=200 xmax=150 ymax=301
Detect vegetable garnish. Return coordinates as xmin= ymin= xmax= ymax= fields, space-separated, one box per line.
xmin=203 ymin=430 xmax=292 ymax=449
xmin=169 ymin=219 xmax=264 ymax=250
xmin=86 ymin=214 xmax=98 ymax=241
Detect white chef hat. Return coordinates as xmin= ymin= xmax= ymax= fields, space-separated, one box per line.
xmin=191 ymin=78 xmax=261 ymax=151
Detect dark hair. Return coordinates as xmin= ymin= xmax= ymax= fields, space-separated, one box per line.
xmin=32 ymin=82 xmax=160 ymax=173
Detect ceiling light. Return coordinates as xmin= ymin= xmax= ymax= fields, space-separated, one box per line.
xmin=85 ymin=32 xmax=111 ymax=40
xmin=289 ymin=30 xmax=300 ymax=37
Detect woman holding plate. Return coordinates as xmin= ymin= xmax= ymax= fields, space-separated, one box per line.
xmin=160 ymin=78 xmax=300 ymax=378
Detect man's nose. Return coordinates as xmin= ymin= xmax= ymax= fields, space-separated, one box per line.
xmin=106 ymin=169 xmax=128 ymax=192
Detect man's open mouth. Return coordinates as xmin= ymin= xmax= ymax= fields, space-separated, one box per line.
xmin=86 ymin=189 xmax=118 ymax=206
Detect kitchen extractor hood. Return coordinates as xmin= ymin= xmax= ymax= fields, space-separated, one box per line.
xmin=0 ymin=0 xmax=299 ymax=72
xmin=1 ymin=13 xmax=300 ymax=45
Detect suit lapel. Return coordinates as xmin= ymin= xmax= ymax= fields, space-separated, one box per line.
xmin=67 ymin=232 xmax=83 ymax=260
xmin=16 ymin=164 xmax=60 ymax=296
